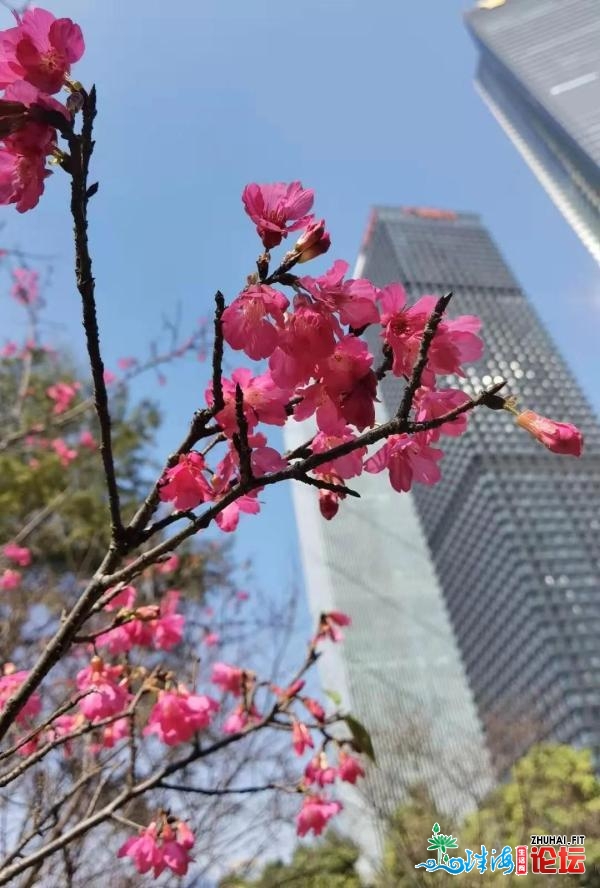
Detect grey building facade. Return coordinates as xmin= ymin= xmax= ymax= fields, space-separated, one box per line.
xmin=466 ymin=0 xmax=600 ymax=263
xmin=356 ymin=206 xmax=600 ymax=767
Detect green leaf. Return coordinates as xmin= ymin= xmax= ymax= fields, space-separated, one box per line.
xmin=325 ymin=689 xmax=342 ymax=706
xmin=344 ymin=715 xmax=376 ymax=763
xmin=432 ymin=822 xmax=440 ymax=834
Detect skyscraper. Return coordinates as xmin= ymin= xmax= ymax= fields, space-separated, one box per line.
xmin=355 ymin=206 xmax=600 ymax=767
xmin=465 ymin=0 xmax=600 ymax=263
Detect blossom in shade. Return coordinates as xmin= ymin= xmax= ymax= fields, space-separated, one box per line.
xmin=0 ymin=7 xmax=85 ymax=94
xmin=79 ymin=429 xmax=96 ymax=449
xmin=222 ymin=284 xmax=289 ymax=360
xmin=293 ymin=218 xmax=331 ymax=263
xmin=338 ymin=750 xmax=365 ymax=784
xmin=158 ymin=451 xmax=212 ymax=511
xmin=515 ymin=410 xmax=583 ymax=456
xmin=242 ymin=181 xmax=314 ymax=249
xmin=311 ymin=422 xmax=367 ymax=479
xmin=76 ymin=657 xmax=131 ymax=721
xmin=304 ymin=753 xmax=336 ymax=787
xmin=0 ymin=143 xmax=50 ymax=212
xmin=292 ymin=719 xmax=314 ymax=756
xmin=296 ymin=795 xmax=342 ymax=837
xmin=211 ymin=662 xmax=245 ymax=696
xmin=51 ymin=437 xmax=77 ymax=465
xmin=0 ymin=663 xmax=41 ymax=725
xmin=364 ymin=433 xmax=443 ymax=493
xmin=3 ymin=543 xmax=31 ymax=566
xmin=0 ymin=568 xmax=21 ymax=590
xmin=143 ymin=686 xmax=218 ymax=745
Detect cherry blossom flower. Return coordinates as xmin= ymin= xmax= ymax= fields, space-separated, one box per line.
xmin=156 ymin=553 xmax=180 ymax=575
xmin=208 ymin=368 xmax=291 ymax=437
xmin=0 ymin=664 xmax=41 ymax=724
xmin=118 ymin=819 xmax=195 ymax=878
xmin=2 ymin=543 xmax=31 ymax=567
xmin=304 ymin=753 xmax=336 ymax=787
xmin=317 ymin=478 xmax=346 ymax=521
xmin=293 ymin=218 xmax=331 ymax=263
xmin=269 ymin=296 xmax=338 ymax=388
xmin=46 ymin=381 xmax=80 ymax=414
xmin=203 ymin=631 xmax=220 ymax=647
xmin=300 ymin=259 xmax=379 ymax=328
xmin=364 ymin=433 xmax=444 ymax=493
xmin=222 ymin=284 xmax=289 ymax=360
xmin=292 ymin=719 xmax=314 ymax=756
xmin=242 ymin=181 xmax=314 ymax=249
xmin=0 ymin=568 xmax=21 ymax=590
xmin=79 ymin=429 xmax=96 ymax=449
xmin=211 ymin=662 xmax=245 ymax=696
xmin=158 ymin=451 xmax=212 ymax=511
xmin=222 ymin=704 xmax=261 ymax=734
xmin=296 ymin=795 xmax=342 ymax=837
xmin=311 ymin=423 xmax=367 ymax=479
xmin=515 ymin=410 xmax=583 ymax=456
xmin=338 ymin=750 xmax=365 ymax=784
xmin=214 ymin=493 xmax=260 ymax=533
xmin=0 ymin=7 xmax=85 ymax=94
xmin=76 ymin=657 xmax=131 ymax=721
xmin=117 ymin=821 xmax=165 ymax=877
xmin=143 ymin=686 xmax=219 ymax=745
xmin=414 ymin=387 xmax=471 ymax=440
xmin=315 ymin=610 xmax=352 ymax=644
xmin=10 ymin=268 xmax=39 ymax=304
xmin=51 ymin=437 xmax=77 ymax=465
xmin=302 ymin=696 xmax=326 ymax=723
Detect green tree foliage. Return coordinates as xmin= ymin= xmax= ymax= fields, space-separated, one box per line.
xmin=220 ymin=834 xmax=362 ymax=887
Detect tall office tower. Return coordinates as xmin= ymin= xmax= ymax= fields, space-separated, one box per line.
xmin=465 ymin=0 xmax=600 ymax=264
xmin=354 ymin=206 xmax=600 ymax=770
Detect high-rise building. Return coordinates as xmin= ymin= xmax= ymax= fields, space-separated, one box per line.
xmin=355 ymin=206 xmax=600 ymax=767
xmin=465 ymin=0 xmax=600 ymax=264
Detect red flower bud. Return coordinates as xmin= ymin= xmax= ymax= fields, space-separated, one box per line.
xmin=294 ymin=219 xmax=331 ymax=263
xmin=515 ymin=410 xmax=583 ymax=456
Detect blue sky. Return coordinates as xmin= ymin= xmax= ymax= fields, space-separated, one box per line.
xmin=3 ymin=0 xmax=600 ymax=612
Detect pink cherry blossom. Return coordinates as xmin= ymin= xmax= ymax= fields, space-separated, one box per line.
xmin=203 ymin=631 xmax=220 ymax=647
xmin=158 ymin=451 xmax=212 ymax=511
xmin=151 ymin=590 xmax=185 ymax=650
xmin=269 ymin=296 xmax=338 ymax=388
xmin=316 ymin=610 xmax=352 ymax=643
xmin=311 ymin=423 xmax=367 ymax=479
xmin=211 ymin=662 xmax=245 ymax=696
xmin=302 ymin=696 xmax=326 ymax=723
xmin=242 ymin=181 xmax=314 ymax=249
xmin=208 ymin=368 xmax=291 ymax=437
xmin=103 ymin=369 xmax=117 ymax=385
xmin=103 ymin=584 xmax=137 ymax=612
xmin=293 ymin=218 xmax=331 ymax=263
xmin=338 ymin=751 xmax=365 ymax=784
xmin=215 ymin=492 xmax=260 ymax=532
xmin=364 ymin=433 xmax=444 ymax=493
xmin=117 ymin=356 xmax=137 ymax=370
xmin=117 ymin=821 xmax=165 ymax=877
xmin=300 ymin=259 xmax=379 ymax=328
xmin=10 ymin=268 xmax=39 ymax=304
xmin=79 ymin=429 xmax=96 ymax=449
xmin=414 ymin=387 xmax=470 ymax=440
xmin=76 ymin=657 xmax=131 ymax=721
xmin=304 ymin=753 xmax=336 ymax=787
xmin=292 ymin=719 xmax=314 ymax=756
xmin=296 ymin=795 xmax=342 ymax=837
xmin=222 ymin=703 xmax=261 ymax=734
xmin=0 ymin=7 xmax=85 ymax=94
xmin=515 ymin=410 xmax=583 ymax=456
xmin=1 ymin=341 xmax=18 ymax=357
xmin=46 ymin=381 xmax=80 ymax=414
xmin=317 ymin=481 xmax=345 ymax=521
xmin=51 ymin=437 xmax=77 ymax=465
xmin=156 ymin=553 xmax=180 ymax=575
xmin=143 ymin=685 xmax=219 ymax=745
xmin=236 ymin=590 xmax=250 ymax=601
xmin=222 ymin=284 xmax=289 ymax=360
xmin=90 ymin=717 xmax=129 ymax=753
xmin=0 ymin=139 xmax=50 ymax=212
xmin=3 ymin=543 xmax=31 ymax=567
xmin=0 ymin=568 xmax=21 ymax=590
xmin=0 ymin=664 xmax=41 ymax=725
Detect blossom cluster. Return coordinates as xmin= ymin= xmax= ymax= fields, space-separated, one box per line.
xmin=0 ymin=7 xmax=84 ymax=211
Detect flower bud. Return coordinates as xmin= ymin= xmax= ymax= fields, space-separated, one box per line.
xmin=318 ymin=489 xmax=339 ymax=520
xmin=515 ymin=410 xmax=583 ymax=456
xmin=294 ymin=219 xmax=331 ymax=264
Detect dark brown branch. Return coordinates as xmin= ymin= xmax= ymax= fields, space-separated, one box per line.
xmin=211 ymin=290 xmax=226 ymax=412
xmin=159 ymin=781 xmax=283 ymax=796
xmin=232 ymin=384 xmax=253 ymax=483
xmin=396 ymin=291 xmax=453 ymax=420
xmin=67 ymin=86 xmax=122 ymax=543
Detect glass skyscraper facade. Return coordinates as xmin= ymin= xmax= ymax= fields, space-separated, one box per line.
xmin=355 ymin=206 xmax=600 ymax=767
xmin=466 ymin=0 xmax=600 ymax=263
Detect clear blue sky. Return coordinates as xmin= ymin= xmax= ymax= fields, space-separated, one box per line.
xmin=3 ymin=0 xmax=600 ymax=608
